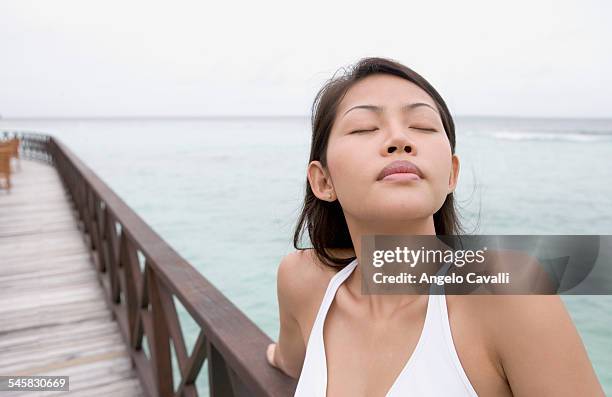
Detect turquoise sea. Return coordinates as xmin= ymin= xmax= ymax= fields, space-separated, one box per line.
xmin=1 ymin=116 xmax=611 ymax=394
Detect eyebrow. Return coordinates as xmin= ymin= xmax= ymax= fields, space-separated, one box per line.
xmin=342 ymin=102 xmax=440 ymax=117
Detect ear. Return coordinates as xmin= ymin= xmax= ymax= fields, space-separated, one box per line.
xmin=448 ymin=154 xmax=460 ymax=193
xmin=307 ymin=161 xmax=335 ymax=201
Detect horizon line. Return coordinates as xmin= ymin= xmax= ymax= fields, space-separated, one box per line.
xmin=1 ymin=114 xmax=611 ymax=121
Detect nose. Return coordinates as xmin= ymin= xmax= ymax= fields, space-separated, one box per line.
xmin=386 ymin=143 xmax=412 ymax=154
xmin=382 ymin=124 xmax=414 ymax=155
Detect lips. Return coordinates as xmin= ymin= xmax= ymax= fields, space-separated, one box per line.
xmin=377 ymin=160 xmax=424 ymax=181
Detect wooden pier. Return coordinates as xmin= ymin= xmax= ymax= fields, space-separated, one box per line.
xmin=0 ymin=133 xmax=296 ymax=397
xmin=0 ymin=159 xmax=144 ymax=396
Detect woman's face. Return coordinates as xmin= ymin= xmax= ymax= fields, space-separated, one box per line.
xmin=308 ymin=73 xmax=459 ymax=227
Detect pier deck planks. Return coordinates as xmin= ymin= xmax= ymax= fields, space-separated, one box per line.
xmin=0 ymin=159 xmax=145 ymax=396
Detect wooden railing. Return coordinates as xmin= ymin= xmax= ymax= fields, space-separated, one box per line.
xmin=3 ymin=132 xmax=297 ymax=397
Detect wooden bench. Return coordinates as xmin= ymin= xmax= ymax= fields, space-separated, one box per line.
xmin=0 ymin=138 xmax=20 ymax=191
xmin=0 ymin=146 xmax=11 ymax=191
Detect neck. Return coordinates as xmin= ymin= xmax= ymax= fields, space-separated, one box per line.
xmin=342 ymin=214 xmax=436 ymax=318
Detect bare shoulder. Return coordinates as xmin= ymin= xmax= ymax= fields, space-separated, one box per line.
xmin=451 ymin=293 xmax=569 ymax=322
xmin=278 ymin=248 xmax=336 ymax=282
xmin=449 ymin=294 xmax=574 ymax=348
xmin=449 ymin=294 xmax=603 ymax=395
xmin=277 ymin=248 xmax=355 ymax=340
xmin=448 ymin=248 xmax=576 ymax=347
xmin=277 ymin=248 xmax=352 ymax=309
xmin=468 ymin=294 xmax=575 ymax=342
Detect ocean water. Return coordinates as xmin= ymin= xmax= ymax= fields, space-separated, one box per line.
xmin=1 ymin=116 xmax=611 ymax=394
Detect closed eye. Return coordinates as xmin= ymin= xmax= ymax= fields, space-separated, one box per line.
xmin=350 ymin=128 xmax=379 ymax=134
xmin=350 ymin=127 xmax=437 ymax=134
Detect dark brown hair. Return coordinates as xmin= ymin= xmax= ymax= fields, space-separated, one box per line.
xmin=293 ymin=56 xmax=464 ymax=269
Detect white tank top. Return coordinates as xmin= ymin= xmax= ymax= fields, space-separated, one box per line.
xmin=294 ymin=258 xmax=479 ymax=397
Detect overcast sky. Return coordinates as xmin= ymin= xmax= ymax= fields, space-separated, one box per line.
xmin=1 ymin=0 xmax=610 ymax=119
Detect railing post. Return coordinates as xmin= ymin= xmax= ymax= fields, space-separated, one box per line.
xmin=207 ymin=341 xmax=235 ymax=397
xmin=149 ymin=268 xmax=174 ymax=397
xmin=106 ymin=211 xmax=121 ymax=303
xmin=121 ymin=234 xmax=143 ymax=348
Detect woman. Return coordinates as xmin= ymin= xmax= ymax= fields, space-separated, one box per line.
xmin=265 ymin=57 xmax=604 ymax=396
